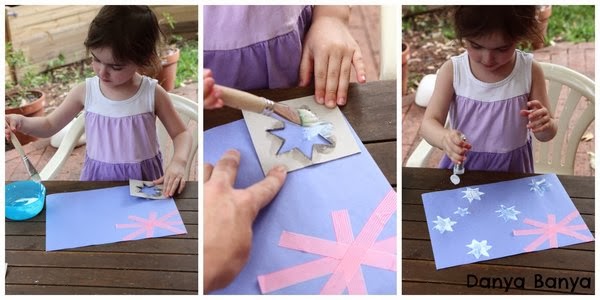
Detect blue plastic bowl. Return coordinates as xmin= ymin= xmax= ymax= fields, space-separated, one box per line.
xmin=5 ymin=181 xmax=46 ymax=221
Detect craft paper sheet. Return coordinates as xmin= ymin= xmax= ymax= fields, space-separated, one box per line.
xmin=46 ymin=185 xmax=187 ymax=251
xmin=422 ymin=174 xmax=594 ymax=269
xmin=242 ymin=96 xmax=361 ymax=174
xmin=204 ymin=119 xmax=396 ymax=295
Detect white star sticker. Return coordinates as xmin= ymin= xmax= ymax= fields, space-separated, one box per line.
xmin=495 ymin=204 xmax=521 ymax=222
xmin=466 ymin=239 xmax=492 ymax=259
xmin=432 ymin=216 xmax=457 ymax=234
xmin=462 ymin=187 xmax=485 ymax=203
xmin=454 ymin=207 xmax=470 ymax=217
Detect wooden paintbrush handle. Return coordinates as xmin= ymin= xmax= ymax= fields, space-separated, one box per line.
xmin=216 ymin=85 xmax=268 ymax=113
xmin=9 ymin=131 xmax=27 ymax=158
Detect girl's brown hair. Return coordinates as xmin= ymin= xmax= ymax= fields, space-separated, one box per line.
xmin=453 ymin=5 xmax=542 ymax=44
xmin=84 ymin=6 xmax=164 ymax=77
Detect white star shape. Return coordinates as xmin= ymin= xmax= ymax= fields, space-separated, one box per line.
xmin=466 ymin=239 xmax=492 ymax=259
xmin=462 ymin=187 xmax=485 ymax=203
xmin=529 ymin=178 xmax=551 ymax=196
xmin=432 ymin=216 xmax=457 ymax=234
xmin=495 ymin=204 xmax=521 ymax=222
xmin=454 ymin=207 xmax=470 ymax=217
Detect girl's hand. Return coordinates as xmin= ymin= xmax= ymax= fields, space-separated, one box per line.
xmin=5 ymin=114 xmax=24 ymax=141
xmin=204 ymin=69 xmax=223 ymax=109
xmin=154 ymin=159 xmax=186 ymax=197
xmin=520 ymin=100 xmax=552 ymax=133
xmin=442 ymin=130 xmax=472 ymax=165
xmin=299 ymin=10 xmax=366 ymax=108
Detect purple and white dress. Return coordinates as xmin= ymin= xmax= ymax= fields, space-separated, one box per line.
xmin=203 ymin=5 xmax=312 ymax=90
xmin=80 ymin=76 xmax=164 ymax=181
xmin=439 ymin=50 xmax=534 ymax=173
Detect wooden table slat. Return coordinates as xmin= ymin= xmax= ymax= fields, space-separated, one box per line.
xmin=5 ymin=285 xmax=197 ymax=295
xmin=402 ymin=260 xmax=594 ymax=294
xmin=6 ymin=236 xmax=197 ymax=253
xmin=6 ymin=267 xmax=198 ymax=291
xmin=6 ymin=250 xmax=197 ymax=272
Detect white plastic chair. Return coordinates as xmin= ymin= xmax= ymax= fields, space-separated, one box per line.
xmin=405 ymin=62 xmax=595 ymax=175
xmin=39 ymin=93 xmax=199 ymax=180
xmin=379 ymin=5 xmax=397 ymax=80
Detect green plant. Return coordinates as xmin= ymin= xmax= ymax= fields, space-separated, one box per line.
xmin=5 ymin=43 xmax=49 ymax=108
xmin=547 ymin=5 xmax=595 ymax=44
xmin=175 ymin=40 xmax=198 ymax=88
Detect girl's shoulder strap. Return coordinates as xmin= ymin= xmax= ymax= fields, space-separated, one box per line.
xmin=84 ymin=76 xmax=100 ymax=109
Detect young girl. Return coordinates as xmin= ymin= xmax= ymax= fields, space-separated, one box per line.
xmin=5 ymin=6 xmax=192 ymax=196
xmin=203 ymin=5 xmax=366 ymax=109
xmin=420 ymin=5 xmax=557 ymax=173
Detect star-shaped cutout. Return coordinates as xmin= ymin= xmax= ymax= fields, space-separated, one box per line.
xmin=432 ymin=216 xmax=457 ymax=234
xmin=495 ymin=204 xmax=521 ymax=222
xmin=267 ymin=121 xmax=334 ymax=160
xmin=466 ymin=239 xmax=492 ymax=259
xmin=529 ymin=178 xmax=551 ymax=196
xmin=454 ymin=207 xmax=470 ymax=217
xmin=137 ymin=183 xmax=162 ymax=197
xmin=462 ymin=187 xmax=485 ymax=203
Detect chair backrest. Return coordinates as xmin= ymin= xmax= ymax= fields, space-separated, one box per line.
xmin=40 ymin=93 xmax=198 ymax=180
xmin=534 ymin=62 xmax=595 ymax=175
xmin=379 ymin=5 xmax=397 ymax=80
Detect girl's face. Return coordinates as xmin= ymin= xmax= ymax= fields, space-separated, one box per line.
xmin=90 ymin=47 xmax=138 ymax=87
xmin=465 ymin=32 xmax=517 ymax=74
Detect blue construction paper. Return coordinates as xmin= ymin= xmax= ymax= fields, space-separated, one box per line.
xmin=204 ymin=119 xmax=396 ymax=295
xmin=267 ymin=120 xmax=333 ymax=160
xmin=422 ymin=174 xmax=594 ymax=269
xmin=46 ymin=185 xmax=187 ymax=251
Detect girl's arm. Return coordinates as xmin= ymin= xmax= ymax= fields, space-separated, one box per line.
xmin=419 ymin=60 xmax=470 ymax=164
xmin=154 ymin=85 xmax=192 ymax=196
xmin=522 ymin=60 xmax=557 ymax=142
xmin=6 ymin=83 xmax=85 ymax=138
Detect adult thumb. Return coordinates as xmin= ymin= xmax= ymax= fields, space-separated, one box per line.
xmin=243 ymin=165 xmax=287 ymax=219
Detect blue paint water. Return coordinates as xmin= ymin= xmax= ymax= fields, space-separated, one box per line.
xmin=5 ymin=181 xmax=45 ymax=221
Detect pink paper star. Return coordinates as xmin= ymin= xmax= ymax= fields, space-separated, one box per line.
xmin=115 ymin=210 xmax=185 ymax=241
xmin=257 ymin=189 xmax=396 ymax=294
xmin=513 ymin=210 xmax=593 ymax=252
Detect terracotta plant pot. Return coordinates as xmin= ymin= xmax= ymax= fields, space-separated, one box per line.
xmin=157 ymin=47 xmax=180 ymax=92
xmin=402 ymin=42 xmax=410 ymax=95
xmin=533 ymin=5 xmax=552 ymax=50
xmin=5 ymin=90 xmax=46 ymax=145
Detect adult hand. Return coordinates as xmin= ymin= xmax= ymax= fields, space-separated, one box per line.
xmin=442 ymin=129 xmax=471 ymax=165
xmin=299 ymin=6 xmax=366 ymax=108
xmin=203 ymin=149 xmax=287 ymax=293
xmin=204 ymin=69 xmax=223 ymax=109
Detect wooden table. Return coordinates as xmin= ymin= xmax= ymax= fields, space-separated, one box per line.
xmin=402 ymin=167 xmax=595 ymax=295
xmin=204 ymin=80 xmax=397 ymax=187
xmin=5 ymin=181 xmax=198 ymax=295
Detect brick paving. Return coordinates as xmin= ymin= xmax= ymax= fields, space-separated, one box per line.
xmin=402 ymin=42 xmax=595 ymax=176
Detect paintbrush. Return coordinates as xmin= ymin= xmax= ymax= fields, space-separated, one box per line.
xmin=216 ymin=85 xmax=319 ymax=127
xmin=6 ymin=125 xmax=42 ymax=182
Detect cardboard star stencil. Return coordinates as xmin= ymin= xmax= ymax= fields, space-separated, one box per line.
xmin=242 ymin=96 xmax=360 ymax=175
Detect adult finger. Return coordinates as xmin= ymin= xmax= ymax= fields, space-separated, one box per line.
xmin=242 ymin=165 xmax=287 ymax=219
xmin=211 ymin=149 xmax=241 ymax=186
xmin=203 ymin=163 xmax=214 ymax=183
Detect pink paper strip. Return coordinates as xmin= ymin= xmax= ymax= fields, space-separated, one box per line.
xmin=513 ymin=210 xmax=594 ymax=252
xmin=257 ymin=189 xmax=397 ymax=294
xmin=115 ymin=210 xmax=185 ymax=241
